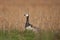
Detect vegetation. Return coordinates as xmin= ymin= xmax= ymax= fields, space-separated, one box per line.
xmin=0 ymin=29 xmax=60 ymax=40
xmin=0 ymin=29 xmax=35 ymax=40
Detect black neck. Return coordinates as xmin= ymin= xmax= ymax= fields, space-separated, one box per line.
xmin=25 ymin=16 xmax=29 ymax=27
xmin=26 ymin=16 xmax=29 ymax=23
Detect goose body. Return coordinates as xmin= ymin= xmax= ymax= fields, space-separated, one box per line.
xmin=24 ymin=14 xmax=32 ymax=28
xmin=24 ymin=13 xmax=40 ymax=32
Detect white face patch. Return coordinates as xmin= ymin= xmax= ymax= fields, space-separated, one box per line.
xmin=25 ymin=14 xmax=29 ymax=16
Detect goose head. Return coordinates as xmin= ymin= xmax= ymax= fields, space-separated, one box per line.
xmin=24 ymin=13 xmax=29 ymax=17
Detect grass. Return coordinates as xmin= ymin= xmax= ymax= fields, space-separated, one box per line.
xmin=0 ymin=29 xmax=60 ymax=40
xmin=40 ymin=30 xmax=54 ymax=40
xmin=0 ymin=29 xmax=35 ymax=40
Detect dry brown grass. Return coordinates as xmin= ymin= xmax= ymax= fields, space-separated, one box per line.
xmin=0 ymin=16 xmax=9 ymax=30
xmin=0 ymin=0 xmax=60 ymax=31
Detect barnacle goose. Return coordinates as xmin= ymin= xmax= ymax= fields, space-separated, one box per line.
xmin=24 ymin=13 xmax=40 ymax=32
xmin=24 ymin=13 xmax=33 ymax=30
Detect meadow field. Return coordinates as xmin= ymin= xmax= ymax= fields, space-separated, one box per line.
xmin=0 ymin=29 xmax=60 ymax=40
xmin=0 ymin=0 xmax=60 ymax=40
